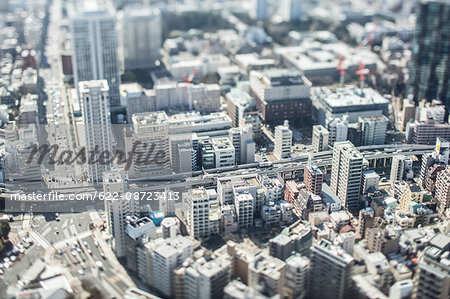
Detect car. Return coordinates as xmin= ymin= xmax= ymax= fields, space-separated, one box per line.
xmin=95 ymin=261 xmax=104 ymax=270
xmin=10 ymin=256 xmax=16 ymax=262
xmin=87 ymin=249 xmax=92 ymax=255
xmin=19 ymin=248 xmax=25 ymax=254
xmin=72 ymin=241 xmax=77 ymax=247
xmin=71 ymin=251 xmax=77 ymax=257
xmin=83 ymin=241 xmax=88 ymax=247
xmin=3 ymin=262 xmax=10 ymax=269
xmin=94 ymin=241 xmax=99 ymax=247
xmin=77 ymin=269 xmax=84 ymax=275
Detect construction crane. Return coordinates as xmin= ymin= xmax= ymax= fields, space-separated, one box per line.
xmin=183 ymin=68 xmax=197 ymax=84
xmin=356 ymin=62 xmax=369 ymax=91
xmin=336 ymin=56 xmax=347 ymax=87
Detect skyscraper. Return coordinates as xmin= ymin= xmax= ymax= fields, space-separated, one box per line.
xmin=71 ymin=9 xmax=122 ymax=108
xmin=308 ymin=239 xmax=354 ymax=299
xmin=79 ymin=80 xmax=112 ymax=182
xmin=103 ymin=170 xmax=137 ymax=257
xmin=330 ymin=141 xmax=364 ymax=212
xmin=118 ymin=7 xmax=161 ymax=70
xmin=250 ymin=0 xmax=269 ymax=21
xmin=409 ymin=0 xmax=450 ymax=109
xmin=282 ymin=0 xmax=302 ymax=22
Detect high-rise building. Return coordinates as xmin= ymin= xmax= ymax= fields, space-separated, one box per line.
xmin=409 ymin=0 xmax=450 ymax=109
xmin=330 ymin=141 xmax=364 ymax=212
xmin=274 ymin=120 xmax=292 ymax=160
xmin=311 ymin=125 xmax=329 ymax=152
xmin=412 ymin=235 xmax=450 ymax=299
xmin=248 ymin=252 xmax=286 ymax=296
xmin=152 ymin=236 xmax=194 ymax=297
xmin=229 ymin=125 xmax=255 ymax=165
xmin=211 ymin=137 xmax=235 ymax=168
xmin=327 ymin=116 xmax=348 ymax=146
xmin=183 ymin=257 xmax=231 ymax=299
xmin=71 ymin=9 xmax=122 ymax=108
xmin=185 ymin=187 xmax=219 ymax=238
xmin=234 ymin=190 xmax=254 ymax=228
xmin=119 ymin=7 xmax=161 ymax=70
xmin=127 ymin=112 xmax=171 ymax=178
xmin=281 ymin=0 xmax=302 ymax=22
xmin=308 ymin=239 xmax=354 ymax=299
xmin=435 ymin=165 xmax=450 ymax=216
xmin=79 ymin=80 xmax=112 ymax=182
xmin=359 ymin=115 xmax=388 ymax=146
xmin=391 ymin=155 xmax=414 ymax=182
xmin=250 ymin=69 xmax=312 ymax=124
xmin=250 ymin=0 xmax=269 ymax=21
xmin=304 ymin=164 xmax=323 ymax=196
xmin=285 ymin=253 xmax=309 ymax=298
xmin=103 ymin=170 xmax=137 ymax=257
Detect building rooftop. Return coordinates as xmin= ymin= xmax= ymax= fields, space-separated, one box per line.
xmin=313 ymin=85 xmax=389 ymax=109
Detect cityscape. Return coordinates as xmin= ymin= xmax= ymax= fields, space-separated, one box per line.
xmin=0 ymin=0 xmax=449 ymax=298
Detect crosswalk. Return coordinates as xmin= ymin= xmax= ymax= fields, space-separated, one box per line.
xmin=41 ymin=225 xmax=52 ymax=237
xmin=30 ymin=230 xmax=51 ymax=249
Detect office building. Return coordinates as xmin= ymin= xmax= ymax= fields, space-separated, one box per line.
xmin=211 ymin=137 xmax=235 ymax=168
xmin=250 ymin=0 xmax=269 ymax=21
xmin=330 ymin=141 xmax=364 ymax=212
xmin=312 ymin=125 xmax=329 ymax=152
xmin=285 ymin=253 xmax=309 ymax=299
xmin=312 ymin=86 xmax=389 ymax=126
xmin=119 ymin=8 xmax=161 ymax=70
xmin=229 ymin=126 xmax=255 ymax=165
xmin=391 ymin=155 xmax=414 ymax=181
xmin=409 ymin=0 xmax=450 ymax=109
xmin=308 ymin=239 xmax=354 ymax=299
xmin=274 ymin=120 xmax=292 ymax=160
xmin=127 ymin=111 xmax=171 ymax=178
xmin=304 ymin=164 xmax=323 ymax=196
xmin=79 ymin=80 xmax=112 ymax=182
xmin=250 ymin=69 xmax=312 ymax=124
xmin=269 ymin=234 xmax=293 ymax=261
xmin=435 ymin=166 xmax=450 ymax=216
xmin=359 ymin=115 xmax=388 ymax=146
xmin=71 ymin=8 xmax=121 ymax=108
xmin=103 ymin=170 xmax=137 ymax=257
xmin=225 ymin=91 xmax=254 ymax=127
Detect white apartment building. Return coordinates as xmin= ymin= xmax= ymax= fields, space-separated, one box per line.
xmin=152 ymin=236 xmax=194 ymax=297
xmin=71 ymin=9 xmax=121 ymax=108
xmin=327 ymin=116 xmax=349 ymax=146
xmin=330 ymin=141 xmax=364 ymax=212
xmin=183 ymin=257 xmax=231 ymax=299
xmin=185 ymin=187 xmax=216 ymax=239
xmin=312 ymin=125 xmax=330 ymax=152
xmin=211 ymin=137 xmax=235 ymax=168
xmin=229 ymin=125 xmax=255 ymax=165
xmin=359 ymin=115 xmax=388 ymax=146
xmin=390 ymin=155 xmax=413 ymax=181
xmin=274 ymin=120 xmax=292 ymax=160
xmin=285 ymin=253 xmax=309 ymax=298
xmin=79 ymin=80 xmax=112 ymax=182
xmin=234 ymin=190 xmax=254 ymax=228
xmin=103 ymin=170 xmax=137 ymax=257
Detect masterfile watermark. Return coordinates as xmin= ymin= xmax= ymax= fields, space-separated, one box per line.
xmin=25 ymin=141 xmax=170 ymax=171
